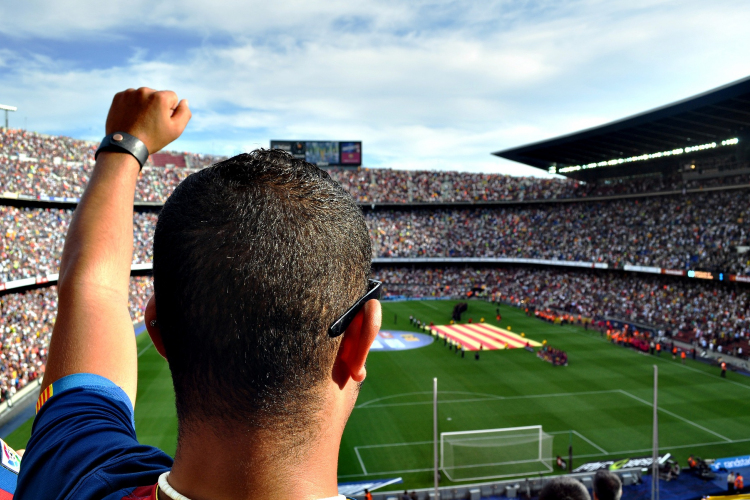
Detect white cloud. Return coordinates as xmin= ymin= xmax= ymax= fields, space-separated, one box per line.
xmin=0 ymin=0 xmax=749 ymax=175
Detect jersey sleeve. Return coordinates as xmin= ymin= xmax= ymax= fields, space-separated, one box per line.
xmin=16 ymin=374 xmax=173 ymax=500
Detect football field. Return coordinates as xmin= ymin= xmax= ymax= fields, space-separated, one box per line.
xmin=6 ymin=300 xmax=750 ymax=491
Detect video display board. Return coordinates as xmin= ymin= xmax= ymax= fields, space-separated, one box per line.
xmin=270 ymin=140 xmax=362 ymax=166
xmin=340 ymin=142 xmax=362 ymax=165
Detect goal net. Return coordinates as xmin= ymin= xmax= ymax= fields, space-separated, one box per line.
xmin=440 ymin=426 xmax=553 ymax=482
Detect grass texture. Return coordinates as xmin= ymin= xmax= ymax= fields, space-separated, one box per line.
xmin=7 ymin=300 xmax=750 ymax=491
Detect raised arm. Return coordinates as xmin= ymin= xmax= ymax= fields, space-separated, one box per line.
xmin=42 ymin=88 xmax=191 ymax=407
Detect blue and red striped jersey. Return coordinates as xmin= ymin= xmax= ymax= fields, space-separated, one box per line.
xmin=16 ymin=373 xmax=172 ymax=499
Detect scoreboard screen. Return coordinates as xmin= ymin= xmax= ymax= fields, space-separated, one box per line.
xmin=340 ymin=142 xmax=361 ymax=165
xmin=270 ymin=140 xmax=362 ymax=166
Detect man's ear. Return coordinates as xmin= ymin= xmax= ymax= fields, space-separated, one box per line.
xmin=144 ymin=294 xmax=168 ymax=360
xmin=333 ymin=299 xmax=381 ymax=389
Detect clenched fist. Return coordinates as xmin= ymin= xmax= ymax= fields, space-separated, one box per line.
xmin=105 ymin=87 xmax=191 ymax=154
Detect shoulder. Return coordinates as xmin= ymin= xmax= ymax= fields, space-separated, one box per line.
xmin=17 ymin=374 xmax=172 ymax=499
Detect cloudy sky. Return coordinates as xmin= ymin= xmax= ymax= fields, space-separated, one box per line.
xmin=1 ymin=0 xmax=749 ymax=175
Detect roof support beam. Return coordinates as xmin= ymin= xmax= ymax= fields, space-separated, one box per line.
xmin=648 ymin=122 xmax=718 ymax=140
xmin=661 ymin=117 xmax=730 ymax=134
xmin=705 ymin=104 xmax=750 ymax=118
xmin=687 ymin=110 xmax=749 ymax=128
xmin=619 ymin=127 xmax=688 ymax=145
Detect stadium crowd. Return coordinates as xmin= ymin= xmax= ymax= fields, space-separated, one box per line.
xmin=1 ymin=205 xmax=157 ymax=283
xmin=0 ymin=277 xmax=153 ymax=404
xmin=373 ymin=266 xmax=750 ymax=358
xmin=2 ymin=129 xmax=749 ymax=205
xmin=3 ymin=187 xmax=749 ymax=283
xmin=0 ymin=129 xmax=219 ymax=203
xmin=368 ymin=189 xmax=750 ymax=274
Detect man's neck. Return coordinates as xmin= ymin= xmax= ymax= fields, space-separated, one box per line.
xmin=167 ymin=421 xmax=343 ymax=500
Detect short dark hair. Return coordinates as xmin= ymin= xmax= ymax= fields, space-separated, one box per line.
xmin=593 ymin=470 xmax=622 ymax=500
xmin=539 ymin=476 xmax=590 ymax=500
xmin=153 ymin=150 xmax=371 ymax=436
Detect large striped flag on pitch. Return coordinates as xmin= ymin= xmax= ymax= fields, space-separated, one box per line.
xmin=430 ymin=323 xmax=541 ymax=351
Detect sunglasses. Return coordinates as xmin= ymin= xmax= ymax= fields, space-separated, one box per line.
xmin=328 ymin=279 xmax=383 ymax=337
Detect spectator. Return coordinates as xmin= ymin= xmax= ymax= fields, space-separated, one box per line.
xmin=539 ymin=476 xmax=590 ymax=500
xmin=17 ymin=90 xmax=380 ymax=500
xmin=593 ymin=470 xmax=622 ymax=500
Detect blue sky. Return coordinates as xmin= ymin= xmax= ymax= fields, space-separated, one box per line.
xmin=1 ymin=0 xmax=749 ymax=176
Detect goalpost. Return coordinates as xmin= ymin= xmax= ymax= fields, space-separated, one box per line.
xmin=440 ymin=425 xmax=554 ymax=482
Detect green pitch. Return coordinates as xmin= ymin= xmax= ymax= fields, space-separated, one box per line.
xmin=7 ymin=300 xmax=750 ymax=491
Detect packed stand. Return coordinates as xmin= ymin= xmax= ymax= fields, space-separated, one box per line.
xmin=0 ymin=276 xmax=154 ymax=404
xmin=1 ymin=205 xmax=157 ymax=283
xmin=4 ymin=187 xmax=750 ymax=283
xmin=3 ymin=128 xmax=750 ymax=205
xmin=0 ymin=287 xmax=53 ymax=403
xmin=367 ymin=189 xmax=750 ymax=274
xmin=373 ymin=265 xmax=750 ymax=358
xmin=0 ymin=129 xmax=224 ymax=203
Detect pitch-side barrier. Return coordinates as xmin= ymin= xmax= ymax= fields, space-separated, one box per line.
xmin=1 ymin=259 xmax=748 ymax=295
xmin=355 ymin=468 xmax=642 ymax=500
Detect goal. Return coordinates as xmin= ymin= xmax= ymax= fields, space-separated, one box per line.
xmin=440 ymin=425 xmax=553 ymax=481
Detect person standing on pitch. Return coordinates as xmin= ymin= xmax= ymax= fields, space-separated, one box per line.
xmin=16 ymin=88 xmax=381 ymax=500
xmin=721 ymin=359 xmax=727 ymax=378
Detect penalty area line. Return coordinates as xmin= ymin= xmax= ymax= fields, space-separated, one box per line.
xmin=618 ymin=389 xmax=731 ymax=442
xmin=353 ymin=447 xmax=368 ymax=475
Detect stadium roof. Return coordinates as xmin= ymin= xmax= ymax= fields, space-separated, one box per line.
xmin=493 ymin=75 xmax=750 ymax=181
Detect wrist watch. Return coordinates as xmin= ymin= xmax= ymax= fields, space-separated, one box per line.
xmin=95 ymin=132 xmax=149 ymax=170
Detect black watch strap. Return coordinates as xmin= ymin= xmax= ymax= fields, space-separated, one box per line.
xmin=95 ymin=132 xmax=149 ymax=170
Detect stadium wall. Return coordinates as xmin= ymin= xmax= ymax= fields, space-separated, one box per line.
xmin=2 ymin=258 xmax=748 ymax=298
xmin=3 ymin=181 xmax=750 ymax=210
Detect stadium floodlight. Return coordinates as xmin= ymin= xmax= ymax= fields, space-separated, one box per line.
xmin=0 ymin=104 xmax=17 ymax=130
xmin=558 ymin=137 xmax=739 ymax=173
xmin=440 ymin=425 xmax=553 ymax=481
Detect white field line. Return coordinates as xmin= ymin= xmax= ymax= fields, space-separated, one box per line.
xmin=357 ymin=391 xmax=504 ymax=408
xmin=138 ymin=344 xmax=152 ymax=357
xmin=358 ymin=440 xmax=433 ymax=449
xmin=444 ymin=462 xmax=554 ymax=483
xmin=354 ymin=447 xmax=368 ymax=475
xmin=341 ymin=436 xmax=750 ymax=479
xmin=359 ymin=397 xmax=506 ymax=409
xmin=561 ymin=324 xmax=750 ymax=392
xmin=418 ymin=301 xmax=443 ymax=312
xmin=349 ymin=386 xmax=734 ymax=478
xmin=338 ymin=467 xmax=435 ymax=478
xmin=573 ymin=430 xmax=608 ymax=454
xmin=618 ymin=389 xmax=731 ymax=442
xmin=356 ymin=389 xmax=619 ymax=410
xmin=676 ymin=361 xmax=750 ymax=391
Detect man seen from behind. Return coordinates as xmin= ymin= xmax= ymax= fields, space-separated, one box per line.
xmin=16 ymin=88 xmax=382 ymax=500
